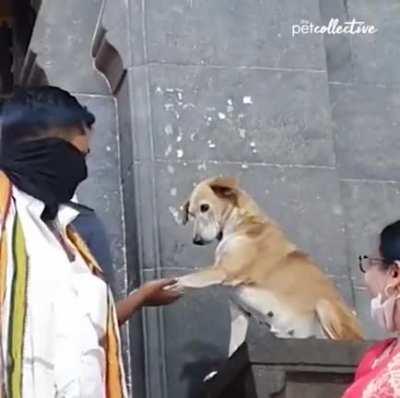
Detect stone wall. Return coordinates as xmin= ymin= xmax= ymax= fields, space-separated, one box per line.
xmin=20 ymin=0 xmax=400 ymax=397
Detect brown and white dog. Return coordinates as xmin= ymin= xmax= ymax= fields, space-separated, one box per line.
xmin=177 ymin=176 xmax=363 ymax=356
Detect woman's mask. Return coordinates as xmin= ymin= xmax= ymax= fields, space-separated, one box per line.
xmin=370 ymin=283 xmax=400 ymax=332
xmin=371 ymin=293 xmax=397 ymax=331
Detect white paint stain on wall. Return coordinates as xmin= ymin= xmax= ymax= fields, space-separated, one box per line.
xmin=176 ymin=149 xmax=184 ymax=158
xmin=243 ymin=96 xmax=253 ymax=104
xmin=227 ymin=99 xmax=234 ymax=113
xmin=170 ymin=187 xmax=177 ymax=196
xmin=167 ymin=165 xmax=175 ymax=174
xmin=218 ymin=112 xmax=226 ymax=120
xmin=168 ymin=206 xmax=183 ymax=225
xmin=197 ymin=162 xmax=207 ymax=171
xmin=165 ymin=145 xmax=172 ymax=157
xmin=164 ymin=124 xmax=174 ymax=135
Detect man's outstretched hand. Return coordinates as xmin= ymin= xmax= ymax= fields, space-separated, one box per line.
xmin=141 ymin=278 xmax=183 ymax=306
xmin=116 ymin=278 xmax=183 ymax=325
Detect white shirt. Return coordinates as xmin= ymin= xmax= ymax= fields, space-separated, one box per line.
xmin=2 ymin=187 xmax=108 ymax=397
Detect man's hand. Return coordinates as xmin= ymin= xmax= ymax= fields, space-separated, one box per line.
xmin=116 ymin=278 xmax=183 ymax=325
xmin=140 ymin=278 xmax=183 ymax=307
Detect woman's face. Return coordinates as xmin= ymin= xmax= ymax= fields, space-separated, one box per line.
xmin=365 ymin=263 xmax=391 ymax=298
xmin=364 ymin=251 xmax=400 ymax=299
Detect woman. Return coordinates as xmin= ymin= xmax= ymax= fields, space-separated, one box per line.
xmin=343 ymin=220 xmax=400 ymax=397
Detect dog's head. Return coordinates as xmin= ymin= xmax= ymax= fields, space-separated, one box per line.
xmin=181 ymin=176 xmax=239 ymax=246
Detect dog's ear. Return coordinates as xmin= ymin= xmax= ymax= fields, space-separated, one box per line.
xmin=208 ymin=176 xmax=239 ymax=205
xmin=180 ymin=200 xmax=190 ymax=225
xmin=208 ymin=176 xmax=238 ymax=190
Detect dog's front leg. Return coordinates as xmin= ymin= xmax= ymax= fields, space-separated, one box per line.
xmin=228 ymin=300 xmax=249 ymax=356
xmin=177 ymin=267 xmax=226 ymax=289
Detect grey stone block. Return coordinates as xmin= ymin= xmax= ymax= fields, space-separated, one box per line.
xmin=154 ymin=161 xmax=354 ymax=305
xmin=144 ymin=0 xmax=326 ymax=70
xmin=330 ymin=83 xmax=400 ymax=181
xmin=348 ymin=0 xmax=400 ymax=84
xmin=150 ymin=65 xmax=335 ymax=166
xmin=340 ymin=179 xmax=400 ymax=338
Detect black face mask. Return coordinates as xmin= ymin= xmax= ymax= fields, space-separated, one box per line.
xmin=0 ymin=138 xmax=88 ymax=221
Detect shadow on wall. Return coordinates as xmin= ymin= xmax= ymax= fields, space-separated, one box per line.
xmin=181 ymin=341 xmax=226 ymax=398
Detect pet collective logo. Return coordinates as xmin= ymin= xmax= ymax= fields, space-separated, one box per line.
xmin=292 ymin=18 xmax=378 ymax=37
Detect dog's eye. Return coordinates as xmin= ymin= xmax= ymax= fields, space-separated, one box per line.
xmin=200 ymin=204 xmax=210 ymax=213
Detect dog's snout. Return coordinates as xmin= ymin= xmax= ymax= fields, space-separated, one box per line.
xmin=193 ymin=235 xmax=205 ymax=245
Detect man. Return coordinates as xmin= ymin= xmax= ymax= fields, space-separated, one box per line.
xmin=0 ymin=86 xmax=182 ymax=397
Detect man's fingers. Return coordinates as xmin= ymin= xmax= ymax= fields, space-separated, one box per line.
xmin=158 ymin=278 xmax=178 ymax=286
xmin=163 ymin=283 xmax=184 ymax=295
xmin=159 ymin=278 xmax=180 ymax=290
xmin=167 ymin=285 xmax=184 ymax=295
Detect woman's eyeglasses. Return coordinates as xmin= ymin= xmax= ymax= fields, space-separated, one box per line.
xmin=358 ymin=255 xmax=389 ymax=273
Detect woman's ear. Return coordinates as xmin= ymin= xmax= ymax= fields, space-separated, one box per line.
xmin=387 ymin=261 xmax=400 ymax=296
xmin=393 ymin=261 xmax=400 ymax=278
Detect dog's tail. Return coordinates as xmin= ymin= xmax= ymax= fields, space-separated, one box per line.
xmin=315 ymin=298 xmax=364 ymax=341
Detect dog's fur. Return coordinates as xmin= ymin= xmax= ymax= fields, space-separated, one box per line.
xmin=178 ymin=176 xmax=363 ymax=355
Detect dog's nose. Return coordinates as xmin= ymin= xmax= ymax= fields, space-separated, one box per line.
xmin=193 ymin=235 xmax=205 ymax=245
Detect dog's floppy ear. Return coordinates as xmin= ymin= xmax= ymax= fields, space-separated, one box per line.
xmin=208 ymin=176 xmax=239 ymax=205
xmin=181 ymin=200 xmax=190 ymax=225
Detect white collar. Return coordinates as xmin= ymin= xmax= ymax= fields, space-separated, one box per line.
xmin=12 ymin=186 xmax=80 ymax=229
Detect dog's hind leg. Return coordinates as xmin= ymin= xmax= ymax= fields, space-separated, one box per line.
xmin=228 ymin=300 xmax=249 ymax=356
xmin=203 ymin=301 xmax=249 ymax=383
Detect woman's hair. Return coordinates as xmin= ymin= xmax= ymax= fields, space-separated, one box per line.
xmin=380 ymin=220 xmax=400 ymax=269
xmin=0 ymin=86 xmax=95 ymax=146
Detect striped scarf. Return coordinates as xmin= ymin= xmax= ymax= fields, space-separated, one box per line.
xmin=0 ymin=171 xmax=127 ymax=398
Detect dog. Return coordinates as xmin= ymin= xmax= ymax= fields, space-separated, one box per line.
xmin=177 ymin=176 xmax=363 ymax=357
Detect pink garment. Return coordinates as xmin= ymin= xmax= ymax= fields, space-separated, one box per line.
xmin=342 ymin=338 xmax=400 ymax=398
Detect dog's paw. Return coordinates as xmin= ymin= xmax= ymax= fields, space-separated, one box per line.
xmin=203 ymin=370 xmax=218 ymax=382
xmin=175 ymin=275 xmax=200 ymax=289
